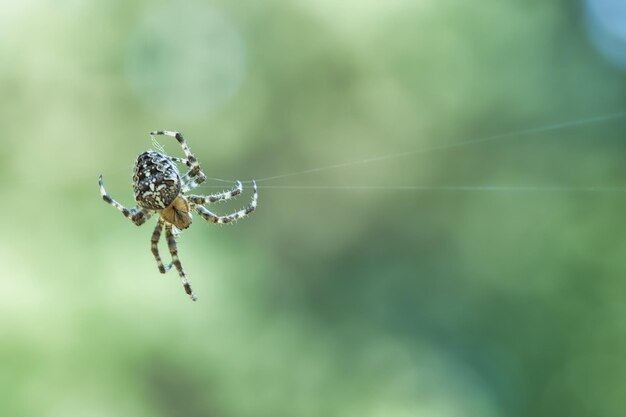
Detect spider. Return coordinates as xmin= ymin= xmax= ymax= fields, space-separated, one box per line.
xmin=98 ymin=130 xmax=257 ymax=301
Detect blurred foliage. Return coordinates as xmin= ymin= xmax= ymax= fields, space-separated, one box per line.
xmin=1 ymin=0 xmax=626 ymax=416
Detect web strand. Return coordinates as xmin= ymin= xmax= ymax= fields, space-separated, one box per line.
xmin=198 ymin=184 xmax=626 ymax=193
xmin=234 ymin=110 xmax=626 ymax=184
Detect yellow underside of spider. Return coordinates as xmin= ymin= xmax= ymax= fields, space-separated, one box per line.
xmin=160 ymin=196 xmax=192 ymax=230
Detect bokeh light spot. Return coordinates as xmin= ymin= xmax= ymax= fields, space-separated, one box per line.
xmin=585 ymin=0 xmax=626 ymax=69
xmin=125 ymin=3 xmax=245 ymax=118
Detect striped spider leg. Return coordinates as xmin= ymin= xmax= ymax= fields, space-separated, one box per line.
xmin=192 ymin=181 xmax=258 ymax=224
xmin=150 ymin=130 xmax=207 ymax=192
xmin=99 ymin=175 xmax=152 ymax=226
xmin=151 ymin=218 xmax=172 ymax=274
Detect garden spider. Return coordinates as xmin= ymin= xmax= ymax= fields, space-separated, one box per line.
xmin=98 ymin=130 xmax=257 ymax=301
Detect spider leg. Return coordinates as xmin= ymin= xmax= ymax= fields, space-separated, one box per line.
xmin=167 ymin=156 xmax=192 ymax=167
xmin=164 ymin=155 xmax=204 ymax=192
xmin=165 ymin=155 xmax=202 ymax=192
xmin=151 ymin=218 xmax=172 ymax=274
xmin=181 ymin=171 xmax=208 ymax=192
xmin=99 ymin=175 xmax=151 ymax=226
xmin=150 ymin=130 xmax=206 ymax=189
xmin=165 ymin=223 xmax=197 ymax=301
xmin=187 ymin=181 xmax=243 ymax=204
xmin=193 ymin=181 xmax=257 ymax=224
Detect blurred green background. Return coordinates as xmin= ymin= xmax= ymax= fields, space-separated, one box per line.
xmin=2 ymin=0 xmax=626 ymax=416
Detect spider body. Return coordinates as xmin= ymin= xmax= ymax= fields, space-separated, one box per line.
xmin=133 ymin=151 xmax=182 ymax=211
xmin=99 ymin=131 xmax=257 ymax=301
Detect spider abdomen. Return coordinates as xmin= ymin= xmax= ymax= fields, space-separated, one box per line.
xmin=133 ymin=151 xmax=181 ymax=210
